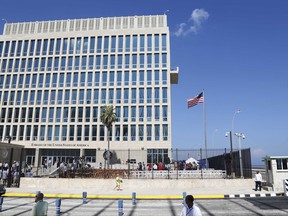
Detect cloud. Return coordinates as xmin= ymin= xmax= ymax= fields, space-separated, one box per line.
xmin=174 ymin=8 xmax=209 ymax=37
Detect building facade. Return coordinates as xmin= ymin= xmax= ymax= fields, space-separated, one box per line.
xmin=0 ymin=15 xmax=178 ymax=167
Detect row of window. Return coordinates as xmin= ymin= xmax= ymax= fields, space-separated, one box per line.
xmin=0 ymin=34 xmax=167 ymax=57
xmin=147 ymin=149 xmax=169 ymax=164
xmin=0 ymin=52 xmax=168 ymax=72
xmin=0 ymin=124 xmax=169 ymax=142
xmin=276 ymin=159 xmax=287 ymax=170
xmin=26 ymin=149 xmax=169 ymax=165
xmin=0 ymin=87 xmax=168 ymax=106
xmin=0 ymin=105 xmax=168 ymax=123
xmin=0 ymin=70 xmax=168 ymax=89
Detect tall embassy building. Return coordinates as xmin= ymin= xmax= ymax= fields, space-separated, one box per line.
xmin=0 ymin=15 xmax=178 ymax=166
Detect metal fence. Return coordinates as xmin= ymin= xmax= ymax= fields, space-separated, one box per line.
xmin=22 ymin=147 xmax=252 ymax=180
xmin=92 ymin=147 xmax=252 ymax=179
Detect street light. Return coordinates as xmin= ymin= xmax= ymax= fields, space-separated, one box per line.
xmin=235 ymin=132 xmax=245 ymax=178
xmin=228 ymin=109 xmax=240 ymax=178
xmin=225 ymin=131 xmax=234 ymax=178
xmin=232 ymin=110 xmax=241 ymax=137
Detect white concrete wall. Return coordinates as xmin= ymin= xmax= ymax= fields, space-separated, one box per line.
xmin=271 ymin=159 xmax=288 ymax=191
xmin=17 ymin=178 xmax=258 ymax=195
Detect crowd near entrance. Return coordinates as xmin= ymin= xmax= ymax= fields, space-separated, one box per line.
xmin=0 ymin=146 xmax=252 ymax=185
xmin=0 ymin=142 xmax=24 ymax=188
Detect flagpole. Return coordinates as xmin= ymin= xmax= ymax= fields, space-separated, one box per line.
xmin=203 ymin=89 xmax=208 ymax=168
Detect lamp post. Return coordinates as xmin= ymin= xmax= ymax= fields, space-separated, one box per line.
xmin=232 ymin=110 xmax=241 ymax=137
xmin=235 ymin=132 xmax=245 ymax=178
xmin=229 ymin=109 xmax=241 ymax=178
xmin=225 ymin=131 xmax=234 ymax=178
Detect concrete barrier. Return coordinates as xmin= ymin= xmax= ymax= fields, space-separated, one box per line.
xmin=15 ymin=178 xmax=257 ymax=196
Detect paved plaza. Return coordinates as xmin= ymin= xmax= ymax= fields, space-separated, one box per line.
xmin=1 ymin=178 xmax=287 ymax=215
xmin=1 ymin=196 xmax=288 ymax=215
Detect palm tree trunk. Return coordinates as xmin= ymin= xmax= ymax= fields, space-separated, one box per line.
xmin=107 ymin=127 xmax=110 ymax=169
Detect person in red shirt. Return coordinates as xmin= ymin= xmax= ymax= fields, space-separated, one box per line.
xmin=158 ymin=162 xmax=163 ymax=170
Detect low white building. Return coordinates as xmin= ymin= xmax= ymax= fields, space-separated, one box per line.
xmin=264 ymin=156 xmax=288 ymax=191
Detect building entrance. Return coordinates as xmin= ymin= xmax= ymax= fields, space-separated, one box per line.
xmin=41 ymin=149 xmax=81 ymax=166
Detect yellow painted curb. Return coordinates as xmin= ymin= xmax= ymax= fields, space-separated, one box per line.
xmin=137 ymin=195 xmax=182 ymax=199
xmin=194 ymin=195 xmax=224 ymax=199
xmin=3 ymin=193 xmax=224 ymax=199
xmin=4 ymin=193 xmax=36 ymax=197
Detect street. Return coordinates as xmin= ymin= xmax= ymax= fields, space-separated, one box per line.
xmin=0 ymin=197 xmax=288 ymax=215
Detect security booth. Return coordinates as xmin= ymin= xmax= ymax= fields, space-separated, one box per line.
xmin=264 ymin=156 xmax=288 ymax=191
xmin=0 ymin=142 xmax=24 ymax=188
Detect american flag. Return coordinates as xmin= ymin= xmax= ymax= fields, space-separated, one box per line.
xmin=187 ymin=92 xmax=204 ymax=108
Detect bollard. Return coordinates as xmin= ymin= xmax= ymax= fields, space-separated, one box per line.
xmin=118 ymin=199 xmax=123 ymax=216
xmin=55 ymin=198 xmax=61 ymax=216
xmin=182 ymin=192 xmax=186 ymax=207
xmin=132 ymin=192 xmax=136 ymax=205
xmin=0 ymin=197 xmax=3 ymax=212
xmin=82 ymin=192 xmax=87 ymax=204
xmin=284 ymin=179 xmax=288 ymax=197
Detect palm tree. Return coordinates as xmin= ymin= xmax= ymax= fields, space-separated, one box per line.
xmin=100 ymin=105 xmax=117 ymax=168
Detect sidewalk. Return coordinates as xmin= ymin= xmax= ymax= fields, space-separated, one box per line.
xmin=3 ymin=178 xmax=285 ymax=199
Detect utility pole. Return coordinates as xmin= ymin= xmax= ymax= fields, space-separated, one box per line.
xmin=229 ymin=131 xmax=235 ymax=178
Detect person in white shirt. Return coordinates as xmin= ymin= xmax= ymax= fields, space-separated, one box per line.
xmin=255 ymin=171 xmax=262 ymax=191
xmin=180 ymin=195 xmax=202 ymax=216
xmin=2 ymin=169 xmax=8 ymax=186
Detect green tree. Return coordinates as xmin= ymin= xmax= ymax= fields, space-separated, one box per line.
xmin=100 ymin=105 xmax=117 ymax=168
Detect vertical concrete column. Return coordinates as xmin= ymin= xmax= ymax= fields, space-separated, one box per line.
xmin=35 ymin=148 xmax=41 ymax=176
xmin=34 ymin=148 xmax=40 ymax=167
xmin=96 ymin=149 xmax=104 ymax=168
xmin=80 ymin=148 xmax=84 ymax=157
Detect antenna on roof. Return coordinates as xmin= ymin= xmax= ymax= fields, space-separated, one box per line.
xmin=164 ymin=10 xmax=169 ymax=15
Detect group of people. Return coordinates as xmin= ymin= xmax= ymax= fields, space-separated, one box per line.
xmin=0 ymin=161 xmax=20 ymax=187
xmin=177 ymin=160 xmax=199 ymax=170
xmin=40 ymin=157 xmax=92 ymax=178
xmin=24 ymin=162 xmax=33 ymax=177
xmin=144 ymin=161 xmax=199 ymax=171
xmin=146 ymin=162 xmax=170 ymax=171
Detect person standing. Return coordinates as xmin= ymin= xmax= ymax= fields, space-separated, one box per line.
xmin=255 ymin=170 xmax=263 ymax=191
xmin=2 ymin=169 xmax=8 ymax=186
xmin=115 ymin=174 xmax=123 ymax=191
xmin=180 ymin=195 xmax=202 ymax=216
xmin=32 ymin=192 xmax=48 ymax=216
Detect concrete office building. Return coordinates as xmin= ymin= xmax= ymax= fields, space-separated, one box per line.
xmin=0 ymin=15 xmax=178 ymax=167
